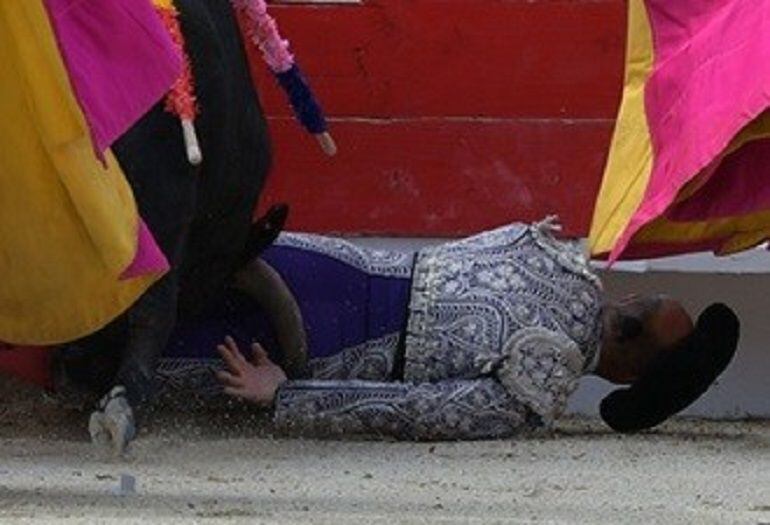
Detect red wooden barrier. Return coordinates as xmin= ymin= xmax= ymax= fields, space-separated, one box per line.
xmin=254 ymin=0 xmax=627 ymax=236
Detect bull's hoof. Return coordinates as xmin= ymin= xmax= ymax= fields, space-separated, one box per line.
xmin=89 ymin=386 xmax=136 ymax=456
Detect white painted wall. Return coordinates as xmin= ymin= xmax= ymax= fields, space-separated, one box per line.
xmin=348 ymin=236 xmax=770 ymax=419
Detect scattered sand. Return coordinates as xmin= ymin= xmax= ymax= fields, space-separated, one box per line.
xmin=1 ymin=377 xmax=769 ymax=524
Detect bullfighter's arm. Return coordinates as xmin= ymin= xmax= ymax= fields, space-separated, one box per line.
xmin=273 ymin=378 xmax=533 ymax=441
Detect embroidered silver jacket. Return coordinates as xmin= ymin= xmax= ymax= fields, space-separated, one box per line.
xmin=274 ymin=222 xmax=604 ymax=440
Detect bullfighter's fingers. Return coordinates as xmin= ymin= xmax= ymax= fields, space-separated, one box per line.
xmin=217 ymin=344 xmax=244 ymax=372
xmin=216 ymin=370 xmax=242 ymax=387
xmin=224 ymin=336 xmax=248 ymax=363
xmin=251 ymin=343 xmax=270 ymax=366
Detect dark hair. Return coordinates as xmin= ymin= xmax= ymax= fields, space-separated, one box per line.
xmin=616 ymin=315 xmax=644 ymax=343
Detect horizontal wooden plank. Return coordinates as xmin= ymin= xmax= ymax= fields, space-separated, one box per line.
xmin=259 ymin=117 xmax=614 ymax=236
xmin=254 ymin=0 xmax=626 ymax=119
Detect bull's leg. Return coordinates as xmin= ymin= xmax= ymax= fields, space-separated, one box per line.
xmin=87 ymin=189 xmax=192 ymax=455
xmin=88 ymin=271 xmax=180 ymax=454
xmin=54 ymin=273 xmax=180 ymax=454
xmin=116 ymin=272 xmax=179 ymax=409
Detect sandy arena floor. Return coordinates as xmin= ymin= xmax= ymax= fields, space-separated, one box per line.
xmin=1 ymin=378 xmax=769 ymax=524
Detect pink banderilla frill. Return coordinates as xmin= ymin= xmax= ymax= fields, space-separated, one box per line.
xmin=230 ymin=0 xmax=294 ymax=73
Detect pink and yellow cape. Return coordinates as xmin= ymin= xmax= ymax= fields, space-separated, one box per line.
xmin=0 ymin=0 xmax=179 ymax=344
xmin=590 ymin=0 xmax=770 ymax=262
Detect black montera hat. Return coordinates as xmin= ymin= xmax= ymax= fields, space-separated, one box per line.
xmin=600 ymin=303 xmax=739 ymax=433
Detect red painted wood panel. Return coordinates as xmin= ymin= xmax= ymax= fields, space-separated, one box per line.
xmin=260 ymin=117 xmax=614 ymax=236
xmin=252 ymin=0 xmax=627 ymax=236
xmin=259 ymin=0 xmax=625 ymax=119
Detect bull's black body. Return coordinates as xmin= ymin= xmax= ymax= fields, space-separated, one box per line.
xmin=59 ymin=0 xmax=272 ymax=409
